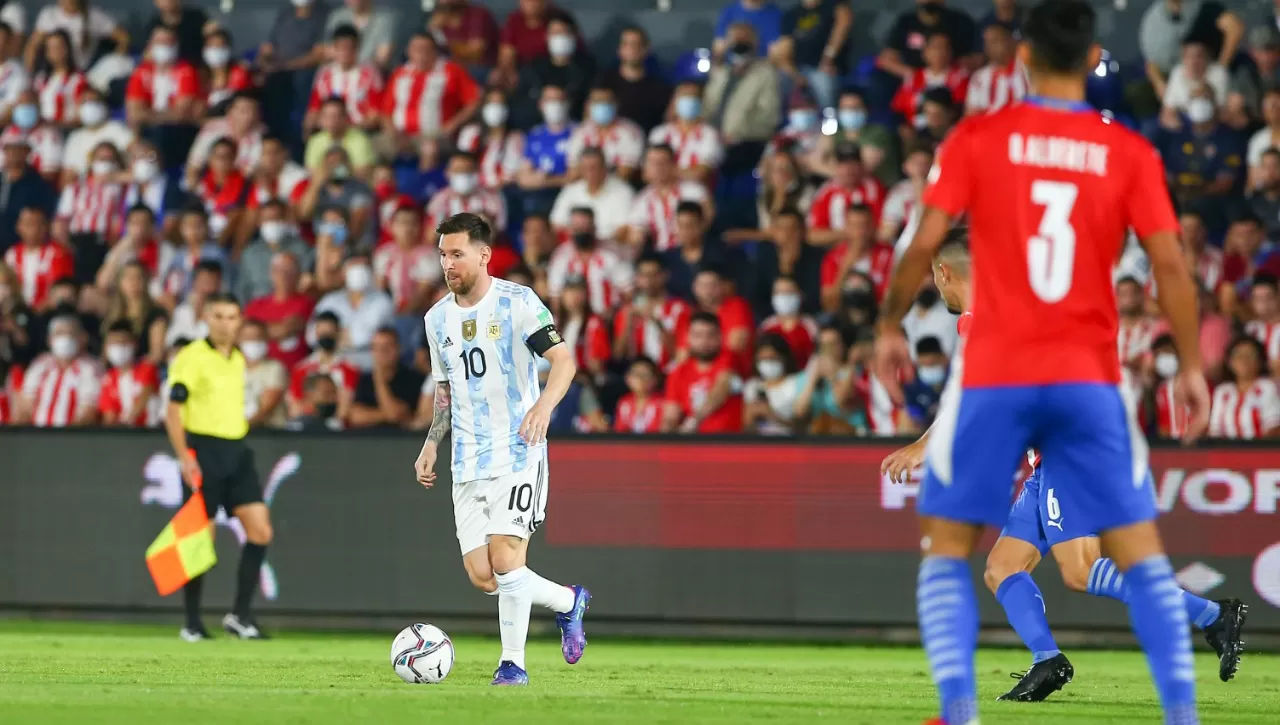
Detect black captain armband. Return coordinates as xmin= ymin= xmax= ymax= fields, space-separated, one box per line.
xmin=526 ymin=325 xmax=563 ymax=356
xmin=169 ymin=383 xmax=190 ymax=403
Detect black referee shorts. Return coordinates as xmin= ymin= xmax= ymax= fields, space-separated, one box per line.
xmin=183 ymin=433 xmax=264 ymax=517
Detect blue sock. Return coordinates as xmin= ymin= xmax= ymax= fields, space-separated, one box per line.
xmin=1088 ymin=558 xmax=1221 ymax=630
xmin=1122 ymin=555 xmax=1199 ymax=725
xmin=918 ymin=556 xmax=978 ymax=725
xmin=994 ymin=572 xmax=1060 ymax=664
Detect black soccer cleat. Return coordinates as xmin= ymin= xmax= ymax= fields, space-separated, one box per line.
xmin=1203 ymin=598 xmax=1247 ymax=682
xmin=222 ymin=613 xmax=271 ymax=640
xmin=997 ymin=653 xmax=1074 ymax=702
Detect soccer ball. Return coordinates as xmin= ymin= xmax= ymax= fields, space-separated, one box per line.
xmin=390 ymin=623 xmax=455 ymax=683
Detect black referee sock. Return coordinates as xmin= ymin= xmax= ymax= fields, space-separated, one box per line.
xmin=233 ymin=544 xmax=267 ymax=619
xmin=183 ymin=574 xmax=205 ymax=630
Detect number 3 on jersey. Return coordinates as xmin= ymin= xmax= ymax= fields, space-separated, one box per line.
xmin=1027 ymin=180 xmax=1078 ymax=304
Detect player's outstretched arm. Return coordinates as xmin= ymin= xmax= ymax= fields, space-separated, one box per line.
xmin=415 ymin=383 xmax=450 ymax=488
xmin=1142 ymin=230 xmax=1211 ymax=444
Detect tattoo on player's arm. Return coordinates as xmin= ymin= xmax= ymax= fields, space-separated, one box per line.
xmin=426 ymin=383 xmax=452 ymax=444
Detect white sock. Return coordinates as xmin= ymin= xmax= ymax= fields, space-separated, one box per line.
xmin=525 ymin=568 xmax=575 ymax=613
xmin=495 ymin=567 xmax=532 ymax=669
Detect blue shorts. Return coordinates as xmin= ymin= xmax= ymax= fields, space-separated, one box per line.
xmin=919 ymin=382 xmax=1156 ymax=532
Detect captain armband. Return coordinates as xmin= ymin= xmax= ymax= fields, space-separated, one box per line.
xmin=525 ymin=325 xmax=563 ymax=356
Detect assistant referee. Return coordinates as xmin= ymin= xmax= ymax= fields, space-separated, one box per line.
xmin=165 ymin=291 xmax=273 ymax=642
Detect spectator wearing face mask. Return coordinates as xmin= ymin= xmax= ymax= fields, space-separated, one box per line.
xmin=566 ymin=85 xmax=645 ymax=182
xmin=546 ymin=206 xmax=631 ymax=316
xmin=759 ymin=88 xmax=823 ymax=178
xmin=900 ymin=335 xmax=948 ymax=429
xmin=813 ymin=88 xmax=898 ymax=186
xmin=305 ymin=25 xmax=382 ymax=135
xmin=743 ymin=332 xmax=803 ymax=436
xmin=749 ymin=208 xmax=823 ymax=319
xmin=518 ymin=12 xmax=595 ymax=127
xmin=425 ymin=151 xmax=507 ymax=234
xmin=201 ymin=28 xmax=255 ymax=115
xmin=142 ymin=0 xmax=209 ymax=66
xmin=239 ymin=318 xmax=288 ymax=429
xmin=97 ymin=319 xmax=160 ymax=427
xmin=61 ymin=87 xmax=133 ymax=182
xmin=516 ymin=84 xmax=575 ymax=212
xmin=455 ymin=87 xmax=525 ymax=190
xmin=16 ymin=313 xmax=99 ymax=426
xmin=312 ymin=205 xmax=355 ymax=293
xmin=758 ymin=275 xmax=817 ymax=368
xmin=1160 ymin=39 xmax=1229 ymax=125
xmin=4 ymin=206 xmax=71 ymax=310
xmin=613 ymin=356 xmax=663 ymax=433
xmin=3 ymin=89 xmax=64 ymax=181
xmin=648 ymin=81 xmax=724 ymax=188
xmin=244 ymin=249 xmax=314 ymax=370
xmin=548 ymin=147 xmax=633 ymax=243
xmin=286 ymin=371 xmax=342 ymax=431
xmin=288 ymin=310 xmax=357 ymax=418
xmin=238 ymin=200 xmax=314 ymax=304
xmin=1158 ymin=86 xmax=1243 ymax=217
xmin=126 ymin=26 xmax=201 ymax=159
xmin=300 ymin=147 xmax=375 ymax=251
xmin=54 ymin=140 xmax=124 ymax=282
xmin=662 ymin=311 xmax=743 ymax=433
xmin=310 ymin=251 xmax=393 ymax=371
xmin=597 ymin=25 xmax=671 ymax=134
xmin=1146 ymin=333 xmax=1190 ymax=440
xmin=835 ymin=270 xmax=878 ymax=330
xmin=704 ymin=23 xmax=780 ymax=159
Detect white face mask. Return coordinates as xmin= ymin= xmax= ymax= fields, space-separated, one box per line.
xmin=1154 ymin=353 xmax=1179 ymax=378
xmin=78 ymin=101 xmax=106 ymax=127
xmin=240 ymin=340 xmax=268 ymax=362
xmin=106 ymin=343 xmax=134 ymax=368
xmin=345 ymin=264 xmax=372 ymax=292
xmin=261 ymin=220 xmax=287 ymax=244
xmin=1187 ymin=98 xmax=1215 ymax=124
xmin=771 ymin=292 xmax=801 ymax=317
xmin=91 ymin=159 xmax=116 ymax=177
xmin=50 ymin=334 xmax=79 ymax=360
xmin=203 ymin=46 xmax=231 ymax=68
xmin=291 ymin=0 xmax=313 ymax=7
xmin=449 ymin=172 xmax=478 ymax=195
xmin=132 ymin=159 xmax=158 ymax=183
xmin=547 ymin=33 xmax=576 ymax=58
xmin=481 ymin=102 xmax=508 ymax=128
xmin=541 ymin=100 xmax=568 ymax=126
xmin=917 ymin=365 xmax=947 ymax=386
xmin=756 ymin=359 xmax=785 ymax=381
xmin=151 ymin=43 xmax=177 ymax=65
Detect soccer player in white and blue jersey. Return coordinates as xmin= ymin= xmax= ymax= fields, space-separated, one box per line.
xmin=414 ymin=212 xmax=590 ymax=686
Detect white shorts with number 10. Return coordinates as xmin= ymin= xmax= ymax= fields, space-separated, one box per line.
xmin=452 ymin=455 xmax=549 ymax=555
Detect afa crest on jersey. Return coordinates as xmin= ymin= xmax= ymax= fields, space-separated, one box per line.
xmin=488 ymin=322 xmax=501 ymax=340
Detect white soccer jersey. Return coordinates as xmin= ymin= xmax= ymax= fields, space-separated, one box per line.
xmin=425 ymin=278 xmax=553 ymax=484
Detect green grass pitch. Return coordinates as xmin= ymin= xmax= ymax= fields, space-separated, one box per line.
xmin=0 ymin=621 xmax=1277 ymax=724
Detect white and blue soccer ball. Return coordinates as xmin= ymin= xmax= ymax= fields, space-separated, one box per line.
xmin=390 ymin=623 xmax=455 ymax=684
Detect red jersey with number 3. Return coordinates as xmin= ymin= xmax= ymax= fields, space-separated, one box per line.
xmin=923 ymin=100 xmax=1178 ymax=388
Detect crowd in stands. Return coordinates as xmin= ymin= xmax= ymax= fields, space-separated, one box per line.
xmin=0 ymin=0 xmax=1277 ymax=440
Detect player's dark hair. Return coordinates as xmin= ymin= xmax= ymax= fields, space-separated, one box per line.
xmin=547 ymin=10 xmax=578 ymax=32
xmin=106 ymin=320 xmax=136 ymax=336
xmin=315 ymin=311 xmax=342 ymax=328
xmin=331 ymin=24 xmax=360 ymax=44
xmin=1221 ymin=335 xmax=1269 ymax=383
xmin=922 ymin=86 xmax=956 ymax=110
xmin=194 ymin=259 xmax=224 ymax=277
xmin=915 ymin=335 xmax=945 ymax=358
xmin=690 ymin=311 xmax=721 ymax=329
xmin=1023 ymin=0 xmax=1096 ymax=74
xmin=1253 ymin=272 xmax=1279 ymax=292
xmin=436 ymin=212 xmax=494 ymax=246
xmin=756 ymin=332 xmax=798 ymax=374
xmin=675 ymin=201 xmax=704 ymax=220
xmin=206 ymin=291 xmax=240 ymax=308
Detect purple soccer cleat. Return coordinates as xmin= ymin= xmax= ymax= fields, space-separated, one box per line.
xmin=490 ymin=660 xmax=528 ymax=686
xmin=556 ymin=585 xmax=591 ymax=664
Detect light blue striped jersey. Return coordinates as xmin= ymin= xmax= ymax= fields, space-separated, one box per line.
xmin=424 ymin=278 xmax=551 ymax=484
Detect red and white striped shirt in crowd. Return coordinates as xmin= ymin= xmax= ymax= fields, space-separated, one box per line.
xmin=57 ymin=175 xmax=123 ymax=236
xmin=34 ymin=69 xmax=86 ymax=124
xmin=612 ymin=297 xmax=692 ymax=369
xmin=1117 ymin=316 xmax=1157 ymax=367
xmin=881 ymin=179 xmax=919 ymax=235
xmin=0 ymin=365 xmax=23 ymax=425
xmin=383 ymin=58 xmax=480 ymax=137
xmin=125 ymin=61 xmax=201 ymax=112
xmin=890 ymin=66 xmax=969 ymax=121
xmin=566 ymin=118 xmax=645 ymax=172
xmin=309 ymin=62 xmax=383 ymax=126
xmin=648 ymin=121 xmax=724 ymax=173
xmin=425 ymin=187 xmax=507 ymax=233
xmin=456 ymin=124 xmax=525 ymax=189
xmin=4 ymin=241 xmax=74 ymax=308
xmin=561 ymin=314 xmax=611 ymax=371
xmin=98 ymin=361 xmax=161 ymax=427
xmin=288 ymin=353 xmax=360 ymax=403
xmin=819 ymin=240 xmax=897 ymax=300
xmin=627 ymin=181 xmax=709 ymax=252
xmin=1209 ymin=379 xmax=1280 ymax=439
xmin=965 ymin=58 xmax=1028 ymax=115
xmin=1245 ymin=318 xmax=1280 ymax=366
xmin=808 ymin=177 xmax=886 ymax=230
xmin=373 ymin=242 xmax=442 ymax=313
xmin=21 ymin=353 xmax=101 ymax=427
xmin=613 ymin=393 xmax=663 ymax=433
xmin=1145 ymin=245 xmax=1225 ymax=298
xmin=546 ymin=242 xmax=634 ymax=315
xmin=1153 ymin=377 xmax=1190 ymax=439
xmin=207 ymin=63 xmax=255 ymax=109
xmin=2 ymin=124 xmax=64 ymax=174
xmin=760 ymin=315 xmax=818 ymax=368
xmin=247 ymin=162 xmax=309 ymax=209
xmin=861 ymin=370 xmax=904 ymax=436
xmin=188 ymin=118 xmax=265 ymax=172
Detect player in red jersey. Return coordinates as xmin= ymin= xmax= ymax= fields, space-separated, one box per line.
xmin=873 ymin=3 xmax=1212 ymax=724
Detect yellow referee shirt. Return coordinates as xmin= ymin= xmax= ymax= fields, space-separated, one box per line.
xmin=168 ymin=339 xmax=249 ymax=440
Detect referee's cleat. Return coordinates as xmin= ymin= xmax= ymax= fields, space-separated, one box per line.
xmin=1203 ymin=598 xmax=1248 ymax=682
xmin=997 ymin=653 xmax=1074 ymax=702
xmin=222 ymin=613 xmax=270 ymax=640
xmin=491 ymin=661 xmax=529 ymax=686
xmin=179 ymin=626 xmax=212 ymax=642
xmin=556 ymin=585 xmax=591 ymax=665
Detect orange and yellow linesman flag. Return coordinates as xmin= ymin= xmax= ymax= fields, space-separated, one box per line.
xmin=145 ymin=451 xmax=216 ymax=596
